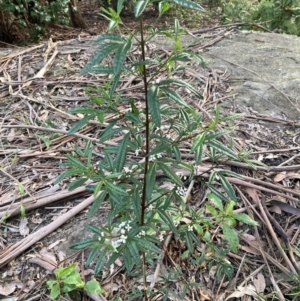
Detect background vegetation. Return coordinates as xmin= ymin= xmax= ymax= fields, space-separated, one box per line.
xmin=0 ymin=0 xmax=299 ymax=44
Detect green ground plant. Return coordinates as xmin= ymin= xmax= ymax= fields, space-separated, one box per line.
xmin=47 ymin=263 xmax=103 ymax=300
xmin=220 ymin=0 xmax=300 ymax=35
xmin=55 ymin=0 xmax=259 ymax=299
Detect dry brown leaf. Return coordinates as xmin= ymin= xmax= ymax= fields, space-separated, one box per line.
xmin=0 ymin=282 xmax=17 ymax=296
xmin=19 ymin=217 xmax=29 ymax=236
xmin=274 ymin=172 xmax=287 ymax=182
xmin=253 ymin=272 xmax=266 ymax=293
xmin=225 ymin=285 xmax=257 ymax=300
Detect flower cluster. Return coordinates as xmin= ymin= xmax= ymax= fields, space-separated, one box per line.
xmin=176 ymin=186 xmax=187 ymax=196
xmin=110 ymin=221 xmax=132 ymax=252
xmin=149 ymin=153 xmax=162 ymax=162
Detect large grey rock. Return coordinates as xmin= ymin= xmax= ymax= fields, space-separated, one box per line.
xmin=202 ymin=31 xmax=300 ymax=121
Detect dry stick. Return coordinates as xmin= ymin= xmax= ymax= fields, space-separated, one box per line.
xmin=0 ymin=186 xmax=88 ymax=219
xmin=248 ymin=191 xmax=297 ymax=274
xmin=0 ymin=193 xmax=96 ymax=269
xmin=195 ymin=166 xmax=300 ymax=201
xmin=223 ymin=160 xmax=300 ymax=172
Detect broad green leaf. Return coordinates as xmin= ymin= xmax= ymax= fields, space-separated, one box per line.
xmin=206 ymin=204 xmax=218 ymax=217
xmin=194 ymin=224 xmax=203 ymax=236
xmin=207 ymin=193 xmax=224 ymax=211
xmin=63 ymin=272 xmax=84 ymax=286
xmin=233 ymin=213 xmax=260 ymax=226
xmin=85 ymin=280 xmax=104 ymax=294
xmin=225 ymin=200 xmax=235 ymax=215
xmin=222 ymin=224 xmax=239 ymax=253
xmin=134 ymin=0 xmax=149 ymax=17
xmin=147 ymin=85 xmax=161 ymax=128
xmin=48 ymin=281 xmax=60 ymax=300
xmin=55 ymin=263 xmax=77 ymax=279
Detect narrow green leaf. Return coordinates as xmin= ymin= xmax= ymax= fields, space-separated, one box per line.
xmin=114 ymin=39 xmax=132 ymax=74
xmin=134 ymin=0 xmax=149 ymax=17
xmin=147 ymin=85 xmax=161 ymax=128
xmin=157 ymin=208 xmax=178 ymax=234
xmin=185 ymin=231 xmax=194 ymax=253
xmin=192 ymin=132 xmax=206 ymax=152
xmin=219 ymin=175 xmax=237 ymax=202
xmin=158 ymin=162 xmax=183 ymax=187
xmin=80 ymin=43 xmax=121 ymax=75
xmin=115 ymin=133 xmax=129 ymax=172
xmin=161 ymin=87 xmax=190 ymax=107
xmin=88 ymin=190 xmax=107 ymax=218
xmin=207 ymin=140 xmax=239 ymax=160
xmin=65 ymin=154 xmax=86 ymax=169
xmin=95 ymin=248 xmax=108 ymax=274
xmin=68 ymin=178 xmax=89 ymax=190
xmin=86 ymin=248 xmax=100 ymax=266
xmin=195 ymin=144 xmax=204 ymax=165
xmin=71 ymin=238 xmax=99 ymax=250
xmin=222 ymin=224 xmax=239 ymax=253
xmin=99 ymin=122 xmax=126 ymax=143
xmin=146 ymin=162 xmax=157 ymax=201
xmin=84 ymin=224 xmax=103 ymax=236
xmin=105 ymin=181 xmax=128 ymax=196
xmin=68 ymin=114 xmax=95 ymax=134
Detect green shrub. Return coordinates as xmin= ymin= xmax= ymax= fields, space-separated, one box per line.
xmin=221 ymin=0 xmax=300 ymax=35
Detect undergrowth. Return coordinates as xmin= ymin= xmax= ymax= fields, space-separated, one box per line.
xmin=51 ymin=0 xmax=260 ymax=299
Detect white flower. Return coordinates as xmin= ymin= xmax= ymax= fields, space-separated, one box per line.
xmin=139 ymin=230 xmax=145 ymax=236
xmin=119 ymin=235 xmax=127 ymax=244
xmin=176 ymin=171 xmax=183 ymax=178
xmin=148 ymin=204 xmax=154 ymax=210
xmin=159 ymin=233 xmax=164 ymax=242
xmin=188 ymin=225 xmax=193 ymax=232
xmin=149 ymin=155 xmax=156 ymax=162
xmin=120 ymin=229 xmax=126 ymax=234
xmin=123 ymin=166 xmax=131 ymax=174
xmin=111 ymin=240 xmax=120 ymax=252
xmin=125 ymin=223 xmax=132 ymax=231
xmin=135 ymin=149 xmax=141 ymax=156
xmin=176 ymin=186 xmax=187 ymax=196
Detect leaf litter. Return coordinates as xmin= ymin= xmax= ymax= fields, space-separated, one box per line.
xmin=0 ymin=19 xmax=300 ymax=301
